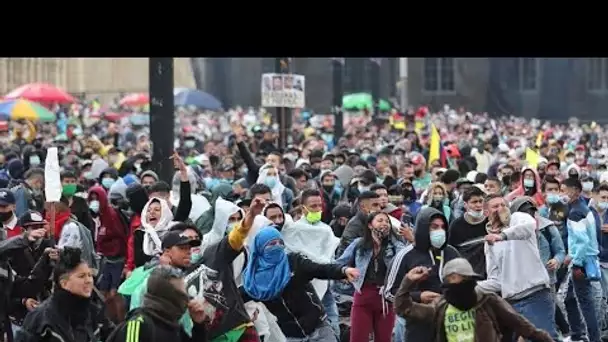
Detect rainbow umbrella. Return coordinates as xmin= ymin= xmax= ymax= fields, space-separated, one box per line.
xmin=0 ymin=99 xmax=56 ymax=122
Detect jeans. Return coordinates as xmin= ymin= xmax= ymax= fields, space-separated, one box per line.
xmin=392 ymin=317 xmax=406 ymax=342
xmin=592 ymin=280 xmax=606 ymax=331
xmin=565 ymin=272 xmax=601 ymax=342
xmin=321 ymin=288 xmax=340 ymax=340
xmin=510 ymin=288 xmax=560 ymax=342
xmin=286 ymin=320 xmax=336 ymax=342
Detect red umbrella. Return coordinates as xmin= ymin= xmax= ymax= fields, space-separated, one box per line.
xmin=4 ymin=83 xmax=75 ymax=104
xmin=103 ymin=112 xmax=124 ymax=122
xmin=119 ymin=93 xmax=149 ymax=107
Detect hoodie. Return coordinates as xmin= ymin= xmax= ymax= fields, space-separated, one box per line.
xmin=90 ymin=186 xmax=129 ymax=258
xmin=565 ymin=196 xmax=599 ymax=268
xmin=126 ymin=184 xmax=150 ymax=271
xmin=141 ymin=197 xmax=178 ymax=256
xmin=383 ymin=207 xmax=459 ymax=342
xmin=477 ymin=199 xmax=550 ymax=300
xmin=505 ymin=167 xmax=545 ymax=207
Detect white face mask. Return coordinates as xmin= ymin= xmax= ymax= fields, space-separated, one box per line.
xmin=582 ymin=182 xmax=594 ymax=192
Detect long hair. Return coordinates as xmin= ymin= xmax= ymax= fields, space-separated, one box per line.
xmin=358 ymin=211 xmax=397 ymax=251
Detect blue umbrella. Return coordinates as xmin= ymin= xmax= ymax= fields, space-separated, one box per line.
xmin=129 ymin=113 xmax=150 ymax=126
xmin=174 ymin=89 xmax=222 ymax=110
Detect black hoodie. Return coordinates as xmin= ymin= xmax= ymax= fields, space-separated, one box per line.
xmin=384 ymin=207 xmax=459 ymax=342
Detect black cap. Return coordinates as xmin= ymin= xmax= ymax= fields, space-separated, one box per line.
xmin=18 ymin=211 xmax=47 ymax=228
xmin=161 ymin=231 xmax=201 ymax=250
xmin=0 ymin=189 xmax=15 ymax=206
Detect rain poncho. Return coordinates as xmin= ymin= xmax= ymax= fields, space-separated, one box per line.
xmin=195 ymin=183 xmax=233 ymax=235
xmin=256 ymin=165 xmax=293 ymax=212
xmin=281 ymin=217 xmax=339 ymax=299
xmin=141 ymin=197 xmax=177 ymax=256
xmin=89 ymin=158 xmax=109 ymax=180
xmin=171 ymin=169 xmax=210 ymax=222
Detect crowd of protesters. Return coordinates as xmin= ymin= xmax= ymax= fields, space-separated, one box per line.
xmin=0 ymin=95 xmax=606 ymax=342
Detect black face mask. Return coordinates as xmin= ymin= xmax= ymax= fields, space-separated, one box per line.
xmin=310 ymin=168 xmax=320 ymax=178
xmin=0 ymin=212 xmax=12 ymax=223
xmin=442 ymin=279 xmax=478 ymax=311
xmin=274 ymin=222 xmax=285 ymax=231
xmin=414 ymin=169 xmax=423 ymax=177
xmin=323 ymin=185 xmax=334 ymax=193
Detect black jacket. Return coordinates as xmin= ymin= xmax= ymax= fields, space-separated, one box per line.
xmin=384 ymin=207 xmax=460 ymax=342
xmin=337 ymin=211 xmax=367 ymax=257
xmin=69 ymin=196 xmax=94 ymax=237
xmin=106 ymin=308 xmax=206 ymax=342
xmin=15 ymin=290 xmax=113 ymax=342
xmin=242 ymin=253 xmax=345 ymax=338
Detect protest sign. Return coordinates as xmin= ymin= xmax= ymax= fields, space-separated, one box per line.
xmin=261 ymin=73 xmax=305 ymax=108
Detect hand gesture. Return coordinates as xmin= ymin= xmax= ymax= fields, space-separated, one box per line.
xmin=420 ymin=291 xmax=441 ymax=304
xmin=406 ymin=266 xmax=431 ymax=282
xmin=46 ymin=248 xmax=60 ymax=261
xmin=546 ymin=259 xmax=559 ymax=271
xmin=24 ymin=298 xmax=39 ymax=311
xmin=233 ymin=125 xmax=245 ymax=143
xmin=188 ymin=299 xmax=209 ymax=324
xmin=399 ymin=225 xmax=414 ymax=243
xmin=572 ymin=267 xmax=586 ymax=280
xmin=344 ymin=268 xmax=360 ymax=282
xmin=28 ymin=228 xmax=46 ymax=241
xmin=485 ymin=233 xmax=503 ymax=245
xmin=171 ymin=150 xmax=188 ymax=181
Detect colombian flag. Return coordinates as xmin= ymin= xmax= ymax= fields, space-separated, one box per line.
xmin=428 ymin=124 xmax=447 ymax=168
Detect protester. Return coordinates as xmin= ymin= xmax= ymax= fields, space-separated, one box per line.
xmin=107 ymin=266 xmax=208 ymax=342
xmin=16 ymin=247 xmax=113 ymax=342
xmin=394 ymin=258 xmax=553 ymax=342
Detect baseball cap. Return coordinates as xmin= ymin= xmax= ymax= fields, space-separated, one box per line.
xmin=0 ymin=189 xmax=15 ymax=206
xmin=442 ymin=258 xmax=482 ymax=281
xmin=161 ymin=231 xmax=202 ymax=250
xmin=17 ymin=211 xmax=47 ymax=228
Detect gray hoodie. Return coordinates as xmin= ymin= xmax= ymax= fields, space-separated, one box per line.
xmin=477 ymin=203 xmax=550 ymax=300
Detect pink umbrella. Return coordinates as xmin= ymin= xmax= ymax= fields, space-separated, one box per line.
xmin=119 ymin=93 xmax=149 ymax=107
xmin=4 ymin=83 xmax=76 ymax=104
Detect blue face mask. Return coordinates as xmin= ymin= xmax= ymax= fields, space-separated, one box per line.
xmin=546 ymin=193 xmax=560 ymax=204
xmin=265 ymin=176 xmax=277 ymax=189
xmin=190 ymin=252 xmax=202 ymax=263
xmin=429 ymin=229 xmax=446 ymax=249
xmin=523 ymin=179 xmax=535 ymax=188
xmin=263 ymin=244 xmax=285 ymax=263
xmin=101 ymin=178 xmax=116 ymax=189
xmin=29 ymin=156 xmax=41 ymax=166
xmin=599 ymin=202 xmax=608 ymax=211
xmin=89 ymin=200 xmax=100 ymax=213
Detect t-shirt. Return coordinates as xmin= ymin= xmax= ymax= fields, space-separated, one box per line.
xmin=444 ymin=304 xmax=475 ymax=342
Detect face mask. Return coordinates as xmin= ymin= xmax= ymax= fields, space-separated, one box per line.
xmin=523 ymin=179 xmax=534 ymax=188
xmin=226 ymin=222 xmax=237 ymax=233
xmin=432 ymin=195 xmax=444 ymax=202
xmin=599 ymin=202 xmax=608 ymax=210
xmin=184 ymin=140 xmax=196 ymax=148
xmin=84 ymin=171 xmax=95 ymax=180
xmin=263 ymin=244 xmax=285 ymax=263
xmin=361 ymin=153 xmax=371 ymax=160
xmin=0 ymin=212 xmax=13 ymax=223
xmin=442 ymin=279 xmax=478 ymax=311
xmin=190 ymin=249 xmax=202 ymax=263
xmin=546 ymin=193 xmax=560 ymax=204
xmin=264 ymin=176 xmax=277 ymax=188
xmin=101 ymin=178 xmax=116 ymax=189
xmin=62 ymin=184 xmax=77 ymax=197
xmin=430 ymin=229 xmax=446 ymax=249
xmin=89 ymin=200 xmax=100 ymax=213
xmin=371 ymin=226 xmax=389 ymax=240
xmin=305 ymin=210 xmax=322 ymax=224
xmin=560 ymin=195 xmax=570 ymax=204
xmin=566 ymin=158 xmax=575 ymax=164
xmin=358 ymin=185 xmax=370 ymax=193
xmin=582 ymin=182 xmax=594 ymax=192
xmin=468 ymin=210 xmax=484 ymax=219
xmin=29 ymin=156 xmax=41 ymax=166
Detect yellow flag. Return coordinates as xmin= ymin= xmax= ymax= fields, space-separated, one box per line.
xmin=535 ymin=132 xmax=543 ymax=148
xmin=415 ymin=120 xmax=424 ymax=135
xmin=428 ymin=124 xmax=440 ymax=168
xmin=526 ymin=148 xmax=539 ymax=169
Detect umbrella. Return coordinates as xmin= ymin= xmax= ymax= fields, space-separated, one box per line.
xmin=0 ymin=99 xmax=56 ymax=122
xmin=342 ymin=93 xmax=391 ymax=111
xmin=4 ymin=83 xmax=76 ymax=104
xmin=119 ymin=93 xmax=149 ymax=107
xmin=174 ymin=89 xmax=222 ymax=110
